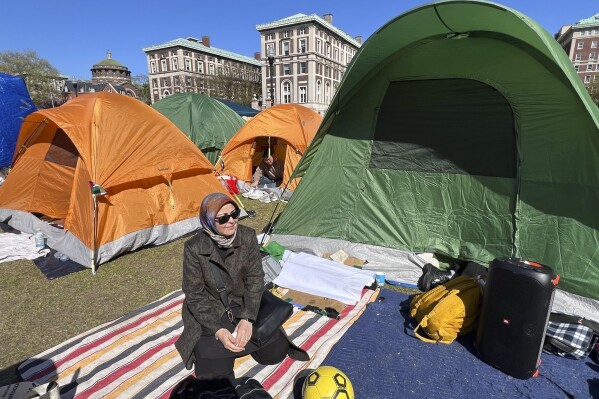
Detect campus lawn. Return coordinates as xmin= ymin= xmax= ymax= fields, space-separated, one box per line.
xmin=0 ymin=199 xmax=282 ymax=386
xmin=0 ymin=198 xmax=417 ymax=386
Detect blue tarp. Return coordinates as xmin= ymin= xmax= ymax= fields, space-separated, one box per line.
xmin=0 ymin=73 xmax=36 ymax=168
xmin=318 ymin=289 xmax=599 ymax=399
xmin=216 ymin=98 xmax=259 ymax=117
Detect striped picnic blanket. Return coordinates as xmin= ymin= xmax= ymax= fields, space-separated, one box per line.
xmin=19 ymin=288 xmax=378 ymax=399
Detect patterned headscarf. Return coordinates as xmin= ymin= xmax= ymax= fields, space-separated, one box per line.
xmin=199 ymin=193 xmax=239 ymax=248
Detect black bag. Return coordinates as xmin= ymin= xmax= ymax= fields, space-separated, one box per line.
xmin=250 ymin=290 xmax=293 ymax=346
xmin=210 ymin=263 xmax=293 ymax=346
xmin=170 ymin=376 xmax=273 ymax=399
xmin=543 ymin=313 xmax=599 ymax=359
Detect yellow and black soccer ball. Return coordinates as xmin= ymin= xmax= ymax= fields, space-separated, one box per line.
xmin=302 ymin=366 xmax=355 ymax=399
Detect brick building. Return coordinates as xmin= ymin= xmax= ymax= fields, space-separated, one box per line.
xmin=142 ymin=36 xmax=261 ymax=104
xmin=256 ymin=13 xmax=361 ymax=115
xmin=556 ymin=14 xmax=599 ymax=85
xmin=63 ymin=52 xmax=140 ymax=100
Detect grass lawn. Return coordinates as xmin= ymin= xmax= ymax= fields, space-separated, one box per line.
xmin=0 ymin=197 xmax=417 ymax=387
xmin=0 ymin=199 xmax=283 ymax=386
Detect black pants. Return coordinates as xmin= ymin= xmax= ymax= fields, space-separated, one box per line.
xmin=193 ymin=329 xmax=290 ymax=383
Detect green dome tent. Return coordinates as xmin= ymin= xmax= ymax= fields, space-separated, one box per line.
xmin=272 ymin=0 xmax=599 ymax=312
xmin=152 ymin=93 xmax=245 ymax=165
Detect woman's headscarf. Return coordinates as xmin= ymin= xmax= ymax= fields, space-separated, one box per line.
xmin=199 ymin=192 xmax=239 ymax=248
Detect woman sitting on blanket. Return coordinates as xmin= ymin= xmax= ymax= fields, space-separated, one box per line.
xmin=175 ymin=192 xmax=308 ymax=383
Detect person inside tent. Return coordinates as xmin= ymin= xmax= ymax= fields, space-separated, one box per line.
xmin=250 ymin=148 xmax=284 ymax=188
xmin=175 ymin=192 xmax=308 ymax=384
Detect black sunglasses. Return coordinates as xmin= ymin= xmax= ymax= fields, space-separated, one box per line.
xmin=215 ymin=208 xmax=241 ymax=224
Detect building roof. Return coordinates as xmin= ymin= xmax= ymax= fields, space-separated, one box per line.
xmin=573 ymin=13 xmax=599 ymax=29
xmin=256 ymin=13 xmax=361 ymax=48
xmin=142 ymin=38 xmax=261 ymax=66
xmin=93 ymin=51 xmax=127 ymax=68
xmin=65 ymin=80 xmax=135 ymax=95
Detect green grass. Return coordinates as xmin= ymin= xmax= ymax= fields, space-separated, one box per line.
xmin=0 ymin=199 xmax=285 ymax=386
xmin=0 ymin=198 xmax=417 ymax=386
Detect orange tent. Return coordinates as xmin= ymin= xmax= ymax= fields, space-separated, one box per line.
xmin=0 ymin=92 xmax=229 ymax=272
xmin=218 ymin=104 xmax=322 ymax=190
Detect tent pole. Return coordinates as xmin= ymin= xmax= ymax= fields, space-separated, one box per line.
xmin=92 ymin=195 xmax=98 ymax=275
xmin=260 ymin=178 xmax=292 ymax=246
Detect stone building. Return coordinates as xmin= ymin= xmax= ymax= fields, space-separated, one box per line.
xmin=256 ymin=13 xmax=361 ymax=115
xmin=142 ymin=36 xmax=262 ymax=105
xmin=556 ymin=14 xmax=599 ymax=85
xmin=63 ymin=52 xmax=140 ymax=100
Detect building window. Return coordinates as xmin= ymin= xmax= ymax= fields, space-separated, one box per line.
xmin=209 ymin=64 xmax=215 ymax=75
xmin=325 ymin=82 xmax=330 ymax=104
xmin=282 ymin=81 xmax=291 ymax=103
xmin=300 ymin=62 xmax=307 ymax=74
xmin=150 ymin=61 xmax=157 ymax=73
xmin=198 ymin=61 xmax=204 ymax=74
xmin=283 ymin=31 xmax=290 ymax=38
xmin=266 ymin=43 xmax=275 ymax=56
xmin=316 ymin=80 xmax=321 ymax=103
xmin=588 ymin=65 xmax=594 ymax=71
xmin=575 ymin=65 xmax=580 ymax=71
xmin=326 ymin=43 xmax=331 ymax=57
xmin=299 ymin=38 xmax=307 ymax=53
xmin=174 ymin=76 xmax=180 ymax=86
xmin=298 ymin=27 xmax=306 ymax=35
xmin=334 ymin=48 xmax=338 ymax=61
xmin=316 ymin=40 xmax=322 ymax=54
xmin=161 ymin=59 xmax=167 ymax=71
xmin=162 ymin=77 xmax=168 ymax=86
xmin=283 ymin=64 xmax=291 ymax=75
xmin=162 ymin=90 xmax=170 ymax=98
xmin=266 ymin=33 xmax=273 ymax=40
xmin=185 ymin=58 xmax=192 ymax=71
xmin=585 ymin=75 xmax=591 ymax=83
xmin=152 ymin=78 xmax=158 ymax=87
xmin=578 ymin=42 xmax=584 ymax=49
xmin=172 ymin=58 xmax=178 ymax=70
xmin=585 ymin=31 xmax=590 ymax=36
xmin=591 ymin=52 xmax=596 ymax=60
xmin=299 ymin=86 xmax=307 ymax=103
xmin=592 ymin=41 xmax=599 ymax=49
xmin=283 ymin=41 xmax=290 ymax=56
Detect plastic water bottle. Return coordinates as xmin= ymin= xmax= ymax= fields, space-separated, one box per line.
xmin=34 ymin=228 xmax=45 ymax=250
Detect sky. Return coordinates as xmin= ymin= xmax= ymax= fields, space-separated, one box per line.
xmin=1 ymin=0 xmax=598 ymax=80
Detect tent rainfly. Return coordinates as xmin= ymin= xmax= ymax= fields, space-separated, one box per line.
xmin=0 ymin=92 xmax=230 ymax=272
xmin=272 ymin=0 xmax=599 ymax=319
xmin=216 ymin=98 xmax=260 ymax=118
xmin=0 ymin=73 xmax=36 ymax=168
xmin=218 ymin=104 xmax=322 ymax=190
xmin=152 ymin=93 xmax=245 ymax=165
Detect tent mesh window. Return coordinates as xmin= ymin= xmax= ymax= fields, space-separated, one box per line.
xmin=370 ymin=79 xmax=516 ymax=178
xmin=44 ymin=129 xmax=79 ymax=168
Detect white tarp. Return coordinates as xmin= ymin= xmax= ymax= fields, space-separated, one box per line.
xmin=0 ymin=232 xmax=50 ymax=263
xmin=273 ymin=252 xmax=375 ymax=305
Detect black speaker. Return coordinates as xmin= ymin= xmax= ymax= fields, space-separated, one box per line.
xmin=476 ymin=257 xmax=558 ymax=379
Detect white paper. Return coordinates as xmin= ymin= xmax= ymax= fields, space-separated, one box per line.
xmin=273 ymin=252 xmax=375 ymax=305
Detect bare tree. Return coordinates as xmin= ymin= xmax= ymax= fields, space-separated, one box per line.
xmin=131 ymin=73 xmax=150 ymax=104
xmin=587 ymin=78 xmax=599 ymax=106
xmin=211 ymin=66 xmax=260 ymax=106
xmin=0 ymin=50 xmax=63 ymax=108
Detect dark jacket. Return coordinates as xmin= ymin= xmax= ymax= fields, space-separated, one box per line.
xmin=175 ymin=224 xmax=264 ymax=370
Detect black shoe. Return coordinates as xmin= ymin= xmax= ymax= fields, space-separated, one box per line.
xmin=417 ymin=264 xmax=453 ymax=292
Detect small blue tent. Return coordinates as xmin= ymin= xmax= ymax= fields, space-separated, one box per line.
xmin=0 ymin=73 xmax=36 ymax=168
